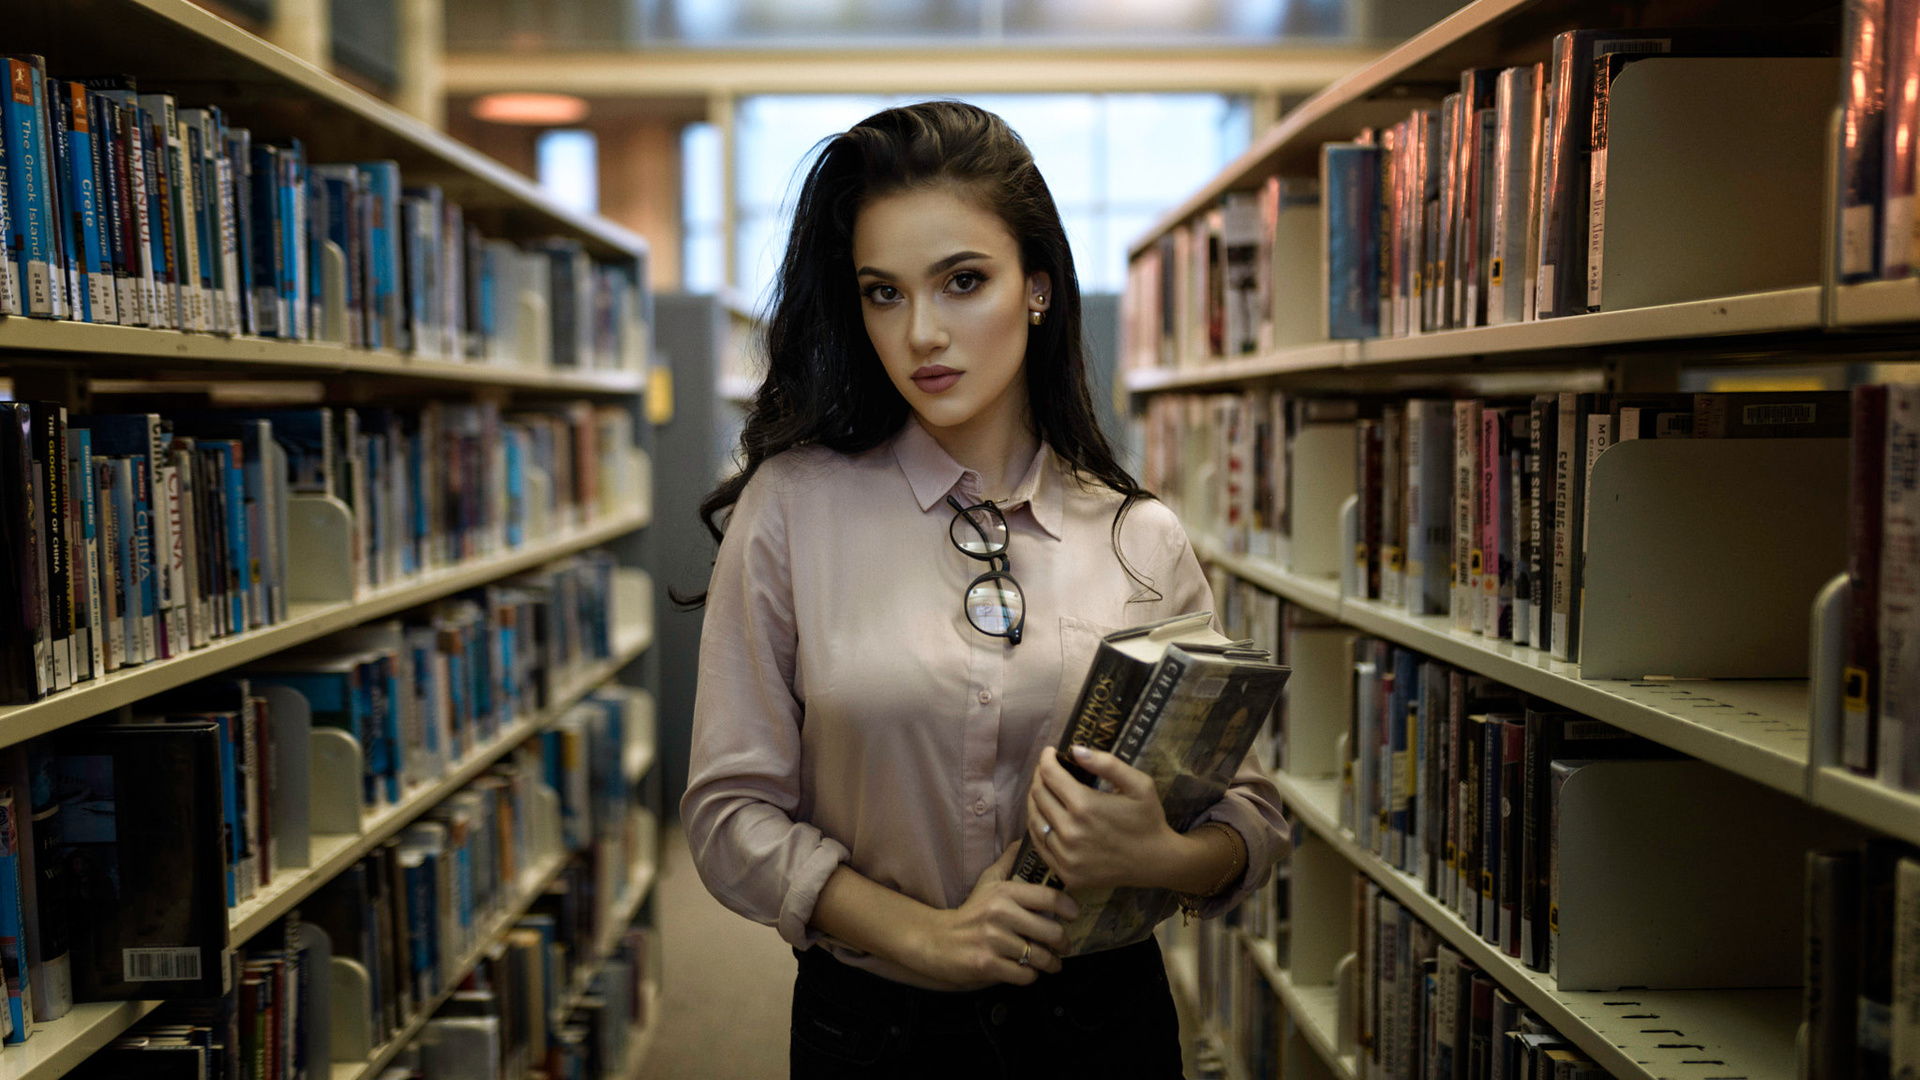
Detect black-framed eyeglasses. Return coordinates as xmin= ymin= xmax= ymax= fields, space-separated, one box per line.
xmin=946 ymin=494 xmax=1025 ymax=646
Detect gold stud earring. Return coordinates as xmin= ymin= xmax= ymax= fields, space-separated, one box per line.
xmin=1029 ymin=309 xmax=1045 ymax=326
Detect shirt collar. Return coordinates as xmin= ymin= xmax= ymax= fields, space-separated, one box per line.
xmin=890 ymin=420 xmax=1065 ymax=542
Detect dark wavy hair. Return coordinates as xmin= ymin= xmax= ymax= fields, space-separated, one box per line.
xmin=686 ymin=100 xmax=1154 ymax=603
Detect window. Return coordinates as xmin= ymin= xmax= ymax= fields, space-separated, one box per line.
xmin=682 ymin=122 xmax=726 ymax=293
xmin=726 ymin=93 xmax=1250 ymax=305
xmin=536 ymin=129 xmax=599 ymax=216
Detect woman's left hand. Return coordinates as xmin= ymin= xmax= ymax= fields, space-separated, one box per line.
xmin=1025 ymin=745 xmax=1181 ymax=891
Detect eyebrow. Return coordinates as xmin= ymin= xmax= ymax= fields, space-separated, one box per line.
xmin=855 ymin=250 xmax=995 ymax=280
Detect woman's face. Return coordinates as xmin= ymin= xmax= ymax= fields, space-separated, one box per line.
xmin=852 ymin=185 xmax=1050 ymax=441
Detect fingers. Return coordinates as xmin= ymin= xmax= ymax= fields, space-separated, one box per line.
xmin=1065 ymin=745 xmax=1155 ymax=799
xmin=986 ymin=839 xmax=1022 ymax=879
xmin=1000 ymin=880 xmax=1081 ymax=923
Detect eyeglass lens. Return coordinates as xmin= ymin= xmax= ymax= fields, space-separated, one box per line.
xmin=965 ymin=574 xmax=1024 ymax=636
xmin=950 ymin=505 xmax=1008 ymax=557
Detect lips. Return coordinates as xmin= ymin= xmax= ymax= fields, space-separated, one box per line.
xmin=911 ymin=365 xmax=962 ymax=394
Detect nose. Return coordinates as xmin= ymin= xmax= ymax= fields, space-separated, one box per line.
xmin=908 ymin=296 xmax=948 ymax=354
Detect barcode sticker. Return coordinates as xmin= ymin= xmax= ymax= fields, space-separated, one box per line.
xmin=1191 ymin=676 xmax=1229 ymax=700
xmin=1741 ymin=403 xmax=1817 ymax=426
xmin=124 ymin=947 xmax=202 ymax=983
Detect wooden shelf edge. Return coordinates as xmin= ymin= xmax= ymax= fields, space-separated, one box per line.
xmin=1124 ymin=287 xmax=1827 ymax=394
xmin=333 ymin=852 xmax=572 ymax=1080
xmin=229 ymin=631 xmax=652 ymax=943
xmin=0 ymin=319 xmax=646 ymax=394
xmin=1271 ymin=770 xmax=1798 ymax=1080
xmin=1190 ymin=537 xmax=1812 ymax=799
xmin=1237 ymin=932 xmax=1356 ymax=1080
xmin=0 ymin=512 xmax=648 ymax=749
xmin=6 ymin=1000 xmax=165 ymax=1080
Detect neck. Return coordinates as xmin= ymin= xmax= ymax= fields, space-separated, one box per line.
xmin=915 ymin=404 xmax=1039 ymax=502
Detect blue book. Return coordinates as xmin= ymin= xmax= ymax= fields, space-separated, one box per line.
xmin=129 ymin=453 xmax=157 ymax=661
xmin=182 ymin=117 xmax=214 ymax=320
xmin=503 ymin=425 xmax=523 ymax=548
xmin=45 ymin=80 xmax=84 ymax=323
xmin=369 ymin=652 xmax=400 ymax=805
xmin=61 ymin=84 xmax=115 ymax=324
xmin=105 ymin=456 xmax=142 ymax=664
xmin=208 ymin=439 xmax=249 ymax=633
xmin=1322 ymin=142 xmax=1382 ymax=339
xmin=226 ymin=127 xmax=254 ymax=335
xmin=212 ymin=711 xmax=240 ymax=907
xmin=1 ymin=57 xmax=55 ymax=316
xmin=1389 ymin=648 xmax=1418 ymax=871
xmin=85 ymin=91 xmax=135 ymax=327
xmin=354 ymin=161 xmax=401 ymax=349
xmin=66 ymin=427 xmax=103 ymax=680
xmin=279 ymin=140 xmax=305 ymax=339
xmin=0 ymin=789 xmax=35 ymax=1044
xmin=248 ymin=143 xmax=282 ymax=336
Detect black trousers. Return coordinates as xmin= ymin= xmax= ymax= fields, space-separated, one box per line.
xmin=789 ymin=938 xmax=1185 ymax=1079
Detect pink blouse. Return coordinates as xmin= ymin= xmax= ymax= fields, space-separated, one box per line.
xmin=681 ymin=420 xmax=1288 ymax=988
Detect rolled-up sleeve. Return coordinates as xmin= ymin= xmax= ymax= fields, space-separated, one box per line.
xmin=1151 ymin=520 xmax=1292 ymax=919
xmin=679 ymin=466 xmax=849 ymax=949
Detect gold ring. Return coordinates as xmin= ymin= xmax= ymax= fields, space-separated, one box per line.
xmin=1019 ymin=941 xmax=1032 ymax=967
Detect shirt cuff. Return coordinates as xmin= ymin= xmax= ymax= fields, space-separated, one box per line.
xmin=1186 ymin=800 xmax=1291 ymax=922
xmin=778 ymin=834 xmax=854 ymax=950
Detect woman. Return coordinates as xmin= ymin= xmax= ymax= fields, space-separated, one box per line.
xmin=681 ymin=100 xmax=1288 ymax=1077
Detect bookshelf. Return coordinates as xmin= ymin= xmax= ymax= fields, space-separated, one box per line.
xmin=1128 ymin=1 xmax=1908 ymax=1078
xmin=0 ymin=0 xmax=666 ymax=1074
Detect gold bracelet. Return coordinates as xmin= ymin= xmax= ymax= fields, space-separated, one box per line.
xmin=1177 ymin=822 xmax=1246 ymax=923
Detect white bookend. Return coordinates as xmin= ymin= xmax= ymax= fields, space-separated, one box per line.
xmin=1595 ymin=57 xmax=1834 ymax=311
xmin=1551 ymin=758 xmax=1862 ymax=990
xmin=329 ymin=956 xmax=374 ymax=1063
xmin=286 ymin=494 xmax=357 ymax=604
xmin=1288 ymin=424 xmax=1357 ymax=578
xmin=1282 ymin=625 xmax=1358 ymax=780
xmin=309 ymin=727 xmax=365 ymax=836
xmin=1578 ymin=438 xmax=1847 ymax=678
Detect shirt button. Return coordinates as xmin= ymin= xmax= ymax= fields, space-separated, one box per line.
xmin=978 ymin=690 xmax=992 ymax=704
xmin=973 ymin=800 xmax=987 ymax=816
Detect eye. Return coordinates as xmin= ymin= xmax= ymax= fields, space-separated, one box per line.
xmin=862 ymin=283 xmax=901 ymax=305
xmin=948 ymin=270 xmax=985 ymax=294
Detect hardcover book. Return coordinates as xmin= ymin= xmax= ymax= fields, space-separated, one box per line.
xmin=1009 ymin=611 xmax=1289 ymax=955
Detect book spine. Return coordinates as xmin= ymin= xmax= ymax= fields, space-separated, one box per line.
xmin=1478 ymin=716 xmax=1502 ymax=941
xmin=1442 ymin=671 xmax=1462 ymax=913
xmin=66 ymin=431 xmax=102 ymax=680
xmin=1470 ymin=103 xmax=1497 ymax=327
xmin=2 ymin=61 xmax=51 ymax=316
xmin=1841 ymin=0 xmax=1890 ymax=279
xmin=1382 ymin=408 xmax=1405 ymax=608
xmin=1323 ymin=144 xmax=1381 ymax=339
xmin=1358 ymin=418 xmax=1382 ymax=599
xmin=1549 ymin=392 xmax=1587 ymax=661
xmin=1807 ymin=850 xmax=1863 ymax=1080
xmin=31 ymin=407 xmax=70 ymax=692
xmin=94 ymin=457 xmax=122 ymax=672
xmin=1848 ymin=385 xmax=1889 ymax=775
xmin=1883 ymin=386 xmax=1920 ymax=791
xmin=1584 ymin=59 xmax=1613 ymax=310
xmin=1893 ymin=856 xmax=1920 ymax=1075
xmin=1510 ymin=411 xmax=1531 ymax=647
xmin=0 ymin=792 xmax=31 ymax=1045
xmin=1892 ymin=2 xmax=1920 ymax=277
xmin=1453 ymin=400 xmax=1481 ymax=632
xmin=1479 ymin=408 xmax=1499 ymax=636
xmin=101 ymin=97 xmax=140 ymax=326
xmin=134 ymin=98 xmax=177 ymax=330
xmin=1498 ymin=718 xmax=1525 ymax=954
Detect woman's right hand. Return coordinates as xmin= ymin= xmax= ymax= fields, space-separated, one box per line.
xmin=907 ymin=842 xmax=1081 ymax=990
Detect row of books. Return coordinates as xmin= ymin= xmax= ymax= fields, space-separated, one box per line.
xmin=1357 ymin=880 xmax=1612 ymax=1080
xmin=0 ymin=58 xmax=646 ymax=369
xmin=1339 ymin=630 xmax=1677 ymax=981
xmin=1841 ymin=384 xmax=1920 ymax=794
xmin=1124 ymin=26 xmax=1834 ymax=365
xmin=1144 ymin=387 xmax=1852 ymax=667
xmin=0 ymin=396 xmax=642 ymax=706
xmin=1806 ymin=838 xmax=1920 ymax=1080
xmin=68 ymin=917 xmax=329 ymax=1080
xmin=250 ymin=551 xmax=624 ymax=818
xmin=1840 ymin=1 xmax=1920 ymax=284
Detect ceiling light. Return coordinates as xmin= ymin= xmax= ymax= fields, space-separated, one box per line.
xmin=471 ymin=92 xmax=591 ymax=126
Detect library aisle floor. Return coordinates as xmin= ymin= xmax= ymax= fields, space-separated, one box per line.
xmin=650 ymin=823 xmax=794 ymax=1079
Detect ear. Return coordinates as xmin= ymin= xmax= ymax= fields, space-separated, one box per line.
xmin=1025 ymin=270 xmax=1053 ymax=314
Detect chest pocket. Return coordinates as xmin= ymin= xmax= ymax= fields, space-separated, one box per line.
xmin=1052 ymin=615 xmax=1120 ymax=743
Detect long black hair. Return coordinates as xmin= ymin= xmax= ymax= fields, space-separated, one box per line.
xmin=689 ymin=100 xmax=1155 ymax=601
